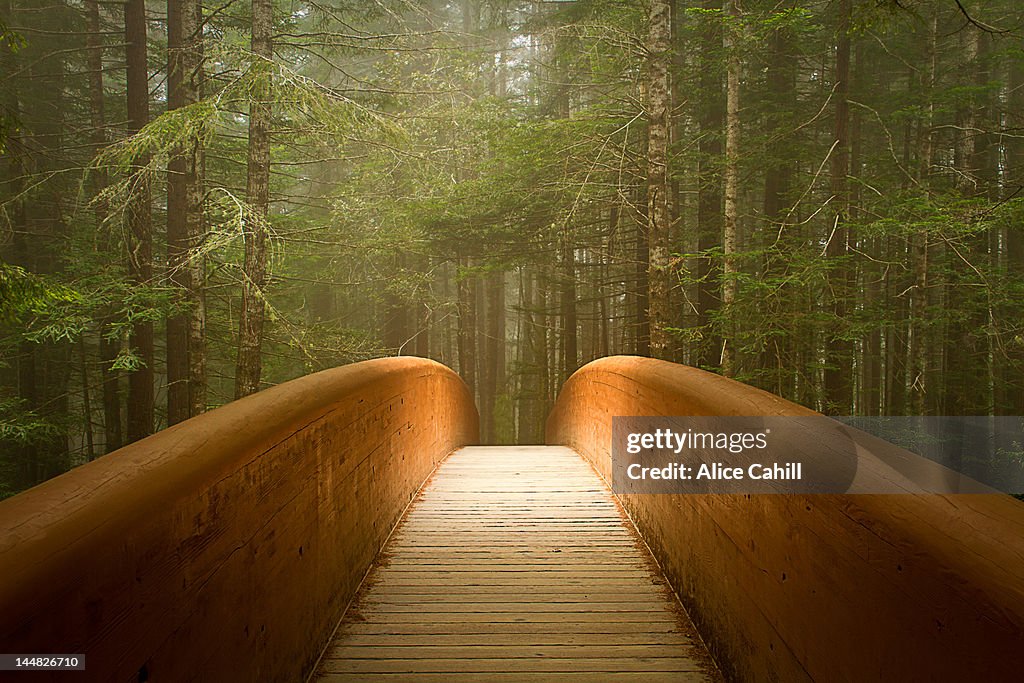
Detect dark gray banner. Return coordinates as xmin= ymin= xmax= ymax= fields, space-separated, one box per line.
xmin=612 ymin=416 xmax=1024 ymax=495
xmin=0 ymin=655 xmax=85 ymax=671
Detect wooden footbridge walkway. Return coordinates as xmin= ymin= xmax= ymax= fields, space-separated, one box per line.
xmin=1 ymin=357 xmax=1022 ymax=682
xmin=316 ymin=446 xmax=718 ymax=682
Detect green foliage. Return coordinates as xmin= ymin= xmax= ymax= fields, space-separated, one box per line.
xmin=4 ymin=0 xmax=1024 ymax=495
xmin=95 ymin=100 xmax=219 ymax=174
xmin=0 ymin=397 xmax=64 ymax=446
xmin=0 ymin=16 xmax=25 ymax=155
xmin=0 ymin=262 xmax=77 ymax=325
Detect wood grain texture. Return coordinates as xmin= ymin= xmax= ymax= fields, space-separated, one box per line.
xmin=546 ymin=355 xmax=1024 ymax=683
xmin=316 ymin=446 xmax=721 ymax=682
xmin=0 ymin=358 xmax=477 ymax=683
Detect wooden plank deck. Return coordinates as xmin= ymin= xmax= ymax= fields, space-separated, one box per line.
xmin=315 ymin=446 xmax=721 ymax=682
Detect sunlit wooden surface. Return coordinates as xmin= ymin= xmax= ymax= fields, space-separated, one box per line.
xmin=316 ymin=446 xmax=720 ymax=682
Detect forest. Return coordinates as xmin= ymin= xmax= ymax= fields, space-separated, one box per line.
xmin=1 ymin=0 xmax=1022 ymax=498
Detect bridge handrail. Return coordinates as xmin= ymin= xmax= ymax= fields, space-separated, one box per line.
xmin=547 ymin=355 xmax=1024 ymax=682
xmin=0 ymin=357 xmax=478 ymax=682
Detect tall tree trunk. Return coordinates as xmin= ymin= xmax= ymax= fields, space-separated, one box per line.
xmin=442 ymin=263 xmax=454 ymax=366
xmin=696 ymin=0 xmax=723 ymax=369
xmin=720 ymin=0 xmax=741 ymax=376
xmin=187 ymin=0 xmax=206 ymax=417
xmin=473 ymin=269 xmax=484 ymax=398
xmin=862 ymin=236 xmax=882 ymax=416
xmin=187 ymin=149 xmax=207 ymax=413
xmin=414 ymin=301 xmax=431 ymax=357
xmin=823 ymin=0 xmax=852 ymax=414
xmin=124 ymin=0 xmax=154 ymax=441
xmin=235 ymin=0 xmax=272 ymax=398
xmin=537 ymin=268 xmax=552 ymax=412
xmin=763 ymin=5 xmax=796 ymax=393
xmin=559 ymin=228 xmax=578 ymax=383
xmin=646 ymin=0 xmax=672 ymax=359
xmin=494 ymin=273 xmax=505 ymax=392
xmin=479 ymin=280 xmax=494 ymax=443
xmin=79 ymin=339 xmax=95 ymax=460
xmin=167 ymin=0 xmax=190 ymax=422
xmin=1005 ymin=47 xmax=1024 ymax=416
xmin=849 ymin=42 xmax=876 ymax=415
xmin=908 ymin=16 xmax=937 ymax=415
xmin=383 ymin=257 xmax=410 ymax=353
xmin=167 ymin=0 xmax=205 ymax=419
xmin=634 ymin=186 xmax=650 ymax=356
xmin=886 ymin=236 xmax=909 ymax=416
xmin=762 ymin=6 xmax=793 ymax=226
xmin=414 ymin=256 xmax=431 ymax=358
xmin=99 ymin=333 xmax=122 ymax=452
xmin=517 ymin=270 xmax=534 ymax=444
xmin=85 ymin=0 xmax=107 ymax=209
xmin=518 ymin=268 xmax=547 ymax=444
xmin=599 ymin=229 xmax=611 ymax=358
xmin=483 ymin=269 xmax=504 ymax=443
xmin=383 ymin=297 xmax=410 ymax=352
xmin=456 ymin=256 xmax=477 ymax=396
xmin=668 ymin=0 xmax=685 ymax=362
xmin=954 ymin=26 xmax=980 ymax=195
xmin=84 ymin=0 xmax=123 ymax=449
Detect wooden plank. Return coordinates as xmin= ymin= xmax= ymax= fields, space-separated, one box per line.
xmin=362 ymin=593 xmax=670 ymax=603
xmin=369 ymin=583 xmax=669 ymax=593
xmin=315 ymin=446 xmax=720 ymax=681
xmin=382 ymin=550 xmax=645 ymax=558
xmin=337 ymin=622 xmax=687 ymax=636
xmin=356 ymin=606 xmax=675 ymax=618
xmin=370 ymin=578 xmax=671 ymax=588
xmin=319 ymin=657 xmax=704 ymax=673
xmin=332 ymin=634 xmax=695 ymax=647
xmin=345 ymin=613 xmax=680 ymax=624
xmin=376 ymin=566 xmax=653 ymax=573
xmin=324 ymin=645 xmax=697 ymax=659
xmin=318 ymin=673 xmax=710 ymax=683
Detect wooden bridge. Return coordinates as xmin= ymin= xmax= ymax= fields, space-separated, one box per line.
xmin=317 ymin=445 xmax=717 ymax=682
xmin=1 ymin=357 xmax=1023 ymax=682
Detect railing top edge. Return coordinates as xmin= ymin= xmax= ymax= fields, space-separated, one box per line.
xmin=559 ymin=355 xmax=818 ymax=418
xmin=0 ymin=357 xmax=467 ymax=551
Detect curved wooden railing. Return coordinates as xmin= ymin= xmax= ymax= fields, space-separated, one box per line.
xmin=547 ymin=356 xmax=1024 ymax=682
xmin=0 ymin=357 xmax=478 ymax=682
